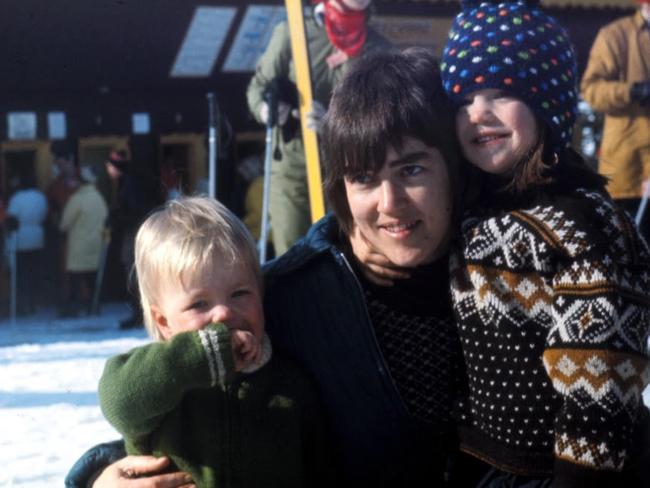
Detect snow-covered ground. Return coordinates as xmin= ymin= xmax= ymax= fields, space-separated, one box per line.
xmin=1 ymin=303 xmax=649 ymax=487
xmin=0 ymin=303 xmax=148 ymax=487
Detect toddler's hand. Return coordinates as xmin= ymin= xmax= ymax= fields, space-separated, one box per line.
xmin=231 ymin=329 xmax=262 ymax=372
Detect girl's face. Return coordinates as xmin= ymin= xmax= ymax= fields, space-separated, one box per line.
xmin=456 ymin=89 xmax=538 ymax=175
xmin=343 ymin=136 xmax=452 ymax=269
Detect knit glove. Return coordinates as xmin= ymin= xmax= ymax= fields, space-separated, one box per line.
xmin=630 ymin=81 xmax=650 ymax=106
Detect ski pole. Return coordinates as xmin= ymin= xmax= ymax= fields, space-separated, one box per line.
xmin=635 ymin=177 xmax=650 ymax=227
xmin=259 ymin=83 xmax=278 ymax=264
xmin=7 ymin=230 xmax=17 ymax=325
xmin=206 ymin=92 xmax=219 ymax=200
xmin=90 ymin=228 xmax=111 ymax=315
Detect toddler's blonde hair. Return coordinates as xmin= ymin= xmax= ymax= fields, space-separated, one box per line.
xmin=134 ymin=195 xmax=261 ymax=340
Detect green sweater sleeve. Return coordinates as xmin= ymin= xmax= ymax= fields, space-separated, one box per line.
xmin=99 ymin=323 xmax=235 ymax=443
xmin=246 ymin=21 xmax=292 ymax=124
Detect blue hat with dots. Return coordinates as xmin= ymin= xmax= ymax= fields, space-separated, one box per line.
xmin=440 ymin=0 xmax=578 ymax=149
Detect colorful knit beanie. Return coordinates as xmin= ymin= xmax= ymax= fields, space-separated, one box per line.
xmin=441 ymin=0 xmax=578 ymax=149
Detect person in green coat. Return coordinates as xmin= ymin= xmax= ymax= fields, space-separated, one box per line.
xmin=246 ymin=0 xmax=389 ymax=256
xmin=98 ymin=196 xmax=332 ymax=488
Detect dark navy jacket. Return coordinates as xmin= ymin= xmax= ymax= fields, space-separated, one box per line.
xmin=66 ymin=214 xmax=450 ymax=487
xmin=264 ymin=214 xmax=451 ymax=485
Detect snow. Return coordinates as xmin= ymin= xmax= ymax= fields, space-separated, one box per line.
xmin=0 ymin=303 xmax=149 ymax=488
xmin=1 ymin=302 xmax=649 ymax=487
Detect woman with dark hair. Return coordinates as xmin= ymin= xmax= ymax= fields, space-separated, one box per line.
xmin=67 ymin=48 xmax=469 ymax=487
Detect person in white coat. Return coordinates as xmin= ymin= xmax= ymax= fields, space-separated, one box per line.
xmin=7 ymin=171 xmax=48 ymax=315
xmin=58 ymin=165 xmax=108 ymax=317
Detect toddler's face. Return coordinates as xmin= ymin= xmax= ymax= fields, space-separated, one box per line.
xmin=151 ymin=261 xmax=264 ymax=342
xmin=456 ymin=88 xmax=538 ymax=176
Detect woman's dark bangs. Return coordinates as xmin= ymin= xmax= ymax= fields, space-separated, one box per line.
xmin=339 ymin=117 xmax=390 ymax=178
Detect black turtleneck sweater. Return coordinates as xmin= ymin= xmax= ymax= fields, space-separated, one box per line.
xmin=346 ymin=251 xmax=466 ymax=431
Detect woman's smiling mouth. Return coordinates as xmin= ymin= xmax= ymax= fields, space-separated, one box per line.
xmin=379 ymin=221 xmax=419 ymax=237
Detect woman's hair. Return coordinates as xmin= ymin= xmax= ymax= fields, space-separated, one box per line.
xmin=134 ymin=195 xmax=261 ymax=340
xmin=321 ymin=47 xmax=464 ymax=234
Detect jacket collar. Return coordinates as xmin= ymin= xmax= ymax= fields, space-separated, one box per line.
xmin=262 ymin=213 xmax=344 ymax=277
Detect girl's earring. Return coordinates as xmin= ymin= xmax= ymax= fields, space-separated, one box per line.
xmin=552 ymin=152 xmax=559 ymax=167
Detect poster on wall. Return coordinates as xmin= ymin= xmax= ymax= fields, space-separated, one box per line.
xmin=222 ymin=5 xmax=287 ymax=73
xmin=47 ymin=112 xmax=67 ymax=140
xmin=170 ymin=6 xmax=237 ymax=77
xmin=7 ymin=112 xmax=37 ymax=140
xmin=132 ymin=113 xmax=151 ymax=134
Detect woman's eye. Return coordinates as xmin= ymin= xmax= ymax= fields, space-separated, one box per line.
xmin=350 ymin=173 xmax=373 ymax=185
xmin=402 ymin=164 xmax=424 ymax=177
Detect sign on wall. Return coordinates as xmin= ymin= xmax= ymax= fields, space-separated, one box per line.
xmin=222 ymin=5 xmax=286 ymax=73
xmin=170 ymin=6 xmax=237 ymax=77
xmin=7 ymin=112 xmax=37 ymax=140
xmin=47 ymin=112 xmax=67 ymax=140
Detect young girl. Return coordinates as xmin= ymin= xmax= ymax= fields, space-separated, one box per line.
xmin=441 ymin=1 xmax=650 ymax=486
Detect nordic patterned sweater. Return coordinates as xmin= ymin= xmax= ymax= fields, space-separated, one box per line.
xmin=99 ymin=323 xmax=333 ymax=488
xmin=450 ymin=186 xmax=650 ymax=486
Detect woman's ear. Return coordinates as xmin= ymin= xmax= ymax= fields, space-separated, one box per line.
xmin=151 ymin=305 xmax=173 ymax=340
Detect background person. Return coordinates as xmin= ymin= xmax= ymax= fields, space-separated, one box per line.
xmin=104 ymin=145 xmax=157 ymax=329
xmin=45 ymin=142 xmax=80 ymax=309
xmin=580 ymin=0 xmax=650 ymax=242
xmin=6 ymin=171 xmax=48 ymax=316
xmin=66 ymin=48 xmax=469 ymax=488
xmin=246 ymin=0 xmax=389 ymax=256
xmin=58 ymin=165 xmax=108 ymax=317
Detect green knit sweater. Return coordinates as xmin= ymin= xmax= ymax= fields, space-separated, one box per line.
xmin=99 ymin=323 xmax=334 ymax=487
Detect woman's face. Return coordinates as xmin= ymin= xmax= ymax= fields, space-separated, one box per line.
xmin=456 ymin=88 xmax=538 ymax=175
xmin=344 ymin=137 xmax=453 ymax=268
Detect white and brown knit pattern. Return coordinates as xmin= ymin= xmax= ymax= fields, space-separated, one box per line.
xmin=451 ymin=189 xmax=650 ymax=479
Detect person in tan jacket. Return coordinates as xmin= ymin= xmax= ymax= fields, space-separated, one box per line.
xmin=58 ymin=165 xmax=108 ymax=317
xmin=581 ymin=0 xmax=650 ymax=241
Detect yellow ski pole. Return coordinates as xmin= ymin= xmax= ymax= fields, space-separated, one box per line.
xmin=284 ymin=0 xmax=325 ymax=222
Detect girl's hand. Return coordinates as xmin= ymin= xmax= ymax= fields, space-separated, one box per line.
xmin=348 ymin=225 xmax=411 ymax=286
xmin=92 ymin=455 xmax=194 ymax=488
xmin=231 ymin=329 xmax=262 ymax=371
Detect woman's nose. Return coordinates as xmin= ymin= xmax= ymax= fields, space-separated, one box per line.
xmin=211 ymin=305 xmax=233 ymax=325
xmin=379 ymin=180 xmax=405 ymax=213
